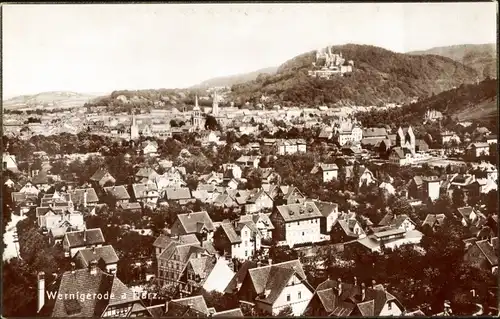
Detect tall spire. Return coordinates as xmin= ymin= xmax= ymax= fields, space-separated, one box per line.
xmin=195 ymin=95 xmax=199 ymax=108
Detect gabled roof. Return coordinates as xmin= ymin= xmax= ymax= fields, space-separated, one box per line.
xmin=74 ymin=245 xmax=119 ymax=267
xmin=168 ymin=295 xmax=209 ymax=316
xmin=378 ymin=213 xmax=414 ymax=228
xmin=187 ymin=256 xmax=216 ymax=279
xmin=90 ymin=168 xmax=112 ymax=182
xmin=457 ymin=206 xmax=476 ymax=220
xmin=119 ymin=202 xmax=142 ymax=210
xmin=275 ymin=202 xmax=323 ymax=222
xmin=64 ymin=228 xmax=105 ymax=248
xmin=40 ymin=267 xmax=143 ymax=317
xmin=220 ymin=222 xmax=242 ymax=244
xmin=70 ymin=188 xmax=99 ymax=205
xmin=312 ymin=200 xmax=339 ymax=218
xmin=132 ymin=183 xmax=158 ymax=199
xmin=247 ymin=259 xmax=310 ymax=304
xmin=176 ymin=211 xmax=215 ymax=234
xmin=314 ymin=279 xmax=399 ymax=316
xmin=422 ymin=214 xmax=446 ymax=228
xmin=135 ymin=167 xmax=159 ymax=178
xmin=474 ymin=238 xmax=498 ymax=267
xmin=165 ymin=187 xmax=191 ymax=200
xmin=224 ymin=260 xmax=259 ymax=294
xmin=103 ymin=185 xmax=130 ymax=201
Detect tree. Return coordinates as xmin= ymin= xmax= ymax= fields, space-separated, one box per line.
xmin=204 ymin=115 xmax=221 ymax=131
xmin=452 ymin=188 xmax=465 ymax=208
xmin=277 ymin=305 xmax=294 ymax=316
xmin=268 ymin=244 xmax=298 ymax=264
xmin=200 ymin=289 xmax=239 ymax=311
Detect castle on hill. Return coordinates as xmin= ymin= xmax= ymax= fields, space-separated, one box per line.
xmin=308 ymin=46 xmax=354 ymax=79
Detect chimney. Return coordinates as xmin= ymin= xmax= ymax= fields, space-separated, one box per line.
xmin=92 ymin=246 xmax=96 ymax=254
xmin=337 ymin=278 xmax=342 ymax=296
xmin=37 ymin=272 xmax=45 ymax=313
xmin=361 ymin=283 xmax=366 ymax=301
xmin=83 ymin=189 xmax=88 ymax=208
xmin=371 ymin=279 xmax=376 ymax=289
xmin=268 ymin=258 xmax=272 ymax=266
xmin=354 ymin=276 xmax=358 ymax=286
xmin=89 ymin=259 xmax=98 ymax=275
xmin=70 ymin=262 xmax=76 ymax=273
xmin=83 ymin=229 xmax=87 ymax=243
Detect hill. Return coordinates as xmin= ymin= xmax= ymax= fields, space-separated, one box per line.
xmin=229 ymin=44 xmax=479 ymax=107
xmin=408 ymin=43 xmax=496 ymax=79
xmin=3 ymin=91 xmax=100 ymax=110
xmin=356 ymin=78 xmax=498 ymax=130
xmin=191 ymin=66 xmax=278 ymax=89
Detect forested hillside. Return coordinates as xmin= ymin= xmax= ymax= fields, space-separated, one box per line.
xmin=230 ymin=44 xmax=479 ymax=106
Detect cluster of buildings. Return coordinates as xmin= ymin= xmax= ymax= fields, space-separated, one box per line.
xmin=308 ymin=46 xmax=354 ymax=79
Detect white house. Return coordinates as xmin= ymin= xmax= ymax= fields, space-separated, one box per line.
xmin=311 ymin=163 xmax=339 ymax=183
xmin=239 ymin=259 xmax=314 ymax=316
xmin=2 ymin=153 xmax=18 ymax=172
xmin=217 ymin=221 xmax=262 ymax=260
xmin=271 ymin=202 xmax=323 ymax=247
xmin=142 ymin=141 xmax=158 ymax=156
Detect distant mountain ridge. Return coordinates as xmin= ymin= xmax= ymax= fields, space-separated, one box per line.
xmin=407 ymin=43 xmax=496 ymax=79
xmin=3 ymin=91 xmax=99 ymax=110
xmin=191 ymin=66 xmax=278 ymax=89
xmin=229 ymin=44 xmax=480 ymax=107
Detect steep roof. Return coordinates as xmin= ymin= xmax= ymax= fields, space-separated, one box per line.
xmin=247 ymin=259 xmax=310 ymax=304
xmin=103 ymin=185 xmax=130 ymax=201
xmin=475 ymin=238 xmax=498 ymax=267
xmin=135 ymin=167 xmax=158 ymax=178
xmin=64 ymin=228 xmax=105 ymax=248
xmin=220 ymin=222 xmax=242 ymax=244
xmin=176 ymin=211 xmax=215 ymax=234
xmin=168 ymin=295 xmax=209 ymax=316
xmin=314 ymin=279 xmax=399 ymax=316
xmin=378 ymin=213 xmax=414 ymax=228
xmin=90 ymin=168 xmax=112 ymax=182
xmin=422 ymin=214 xmax=446 ymax=228
xmin=313 ymin=200 xmax=339 ymax=218
xmin=224 ymin=260 xmax=259 ymax=294
xmin=70 ymin=188 xmax=99 ymax=205
xmin=74 ymin=245 xmax=119 ymax=267
xmin=40 ymin=267 xmax=144 ymax=317
xmin=275 ymin=201 xmax=323 ymax=222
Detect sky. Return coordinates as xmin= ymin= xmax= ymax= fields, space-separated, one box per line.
xmin=2 ymin=3 xmax=497 ymax=99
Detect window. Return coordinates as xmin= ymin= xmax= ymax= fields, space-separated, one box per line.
xmin=298 ymin=291 xmax=302 ymax=300
xmin=245 ymin=231 xmax=248 ymax=237
xmin=286 ymin=294 xmax=291 ymax=302
xmin=297 ymin=221 xmax=300 ymax=225
xmin=388 ymin=302 xmax=392 ymax=310
xmin=302 ymin=232 xmax=304 ymax=236
xmin=245 ymin=250 xmax=248 ymax=257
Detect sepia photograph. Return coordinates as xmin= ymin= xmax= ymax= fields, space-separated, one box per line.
xmin=2 ymin=2 xmax=498 ymax=317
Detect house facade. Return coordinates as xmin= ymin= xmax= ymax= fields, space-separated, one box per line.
xmin=271 ymin=202 xmax=323 ymax=247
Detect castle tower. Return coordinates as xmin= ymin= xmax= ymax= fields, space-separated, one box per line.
xmin=212 ymin=91 xmax=219 ymax=116
xmin=192 ymin=95 xmax=202 ymax=130
xmin=130 ymin=111 xmax=139 ymax=140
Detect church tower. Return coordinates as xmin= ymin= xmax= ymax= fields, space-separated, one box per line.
xmin=212 ymin=91 xmax=219 ymax=116
xmin=130 ymin=111 xmax=139 ymax=140
xmin=192 ymin=95 xmax=202 ymax=130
